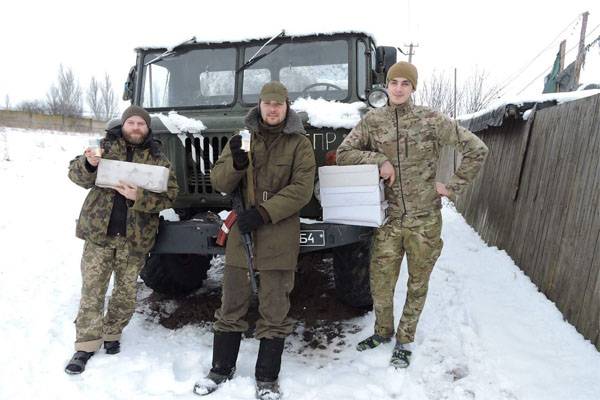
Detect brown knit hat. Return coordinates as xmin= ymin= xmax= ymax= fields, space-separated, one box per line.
xmin=121 ymin=105 xmax=151 ymax=128
xmin=386 ymin=62 xmax=418 ymax=89
xmin=260 ymin=81 xmax=288 ymax=103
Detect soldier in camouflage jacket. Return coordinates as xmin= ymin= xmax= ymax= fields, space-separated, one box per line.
xmin=64 ymin=106 xmax=178 ymax=375
xmin=337 ymin=62 xmax=488 ymax=368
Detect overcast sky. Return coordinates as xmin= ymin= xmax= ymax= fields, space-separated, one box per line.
xmin=1 ymin=0 xmax=598 ymax=112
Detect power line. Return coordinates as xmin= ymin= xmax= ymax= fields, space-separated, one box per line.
xmin=498 ymin=15 xmax=581 ymax=93
xmin=516 ymin=21 xmax=600 ymax=95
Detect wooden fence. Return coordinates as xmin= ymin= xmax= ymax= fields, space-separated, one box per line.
xmin=453 ymin=93 xmax=600 ymax=350
xmin=0 ymin=110 xmax=106 ymax=133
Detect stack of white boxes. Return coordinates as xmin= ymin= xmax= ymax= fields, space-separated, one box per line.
xmin=318 ymin=164 xmax=388 ymax=227
xmin=95 ymin=159 xmax=170 ymax=193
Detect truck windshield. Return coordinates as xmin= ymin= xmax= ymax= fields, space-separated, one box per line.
xmin=141 ymin=47 xmax=237 ymax=108
xmin=242 ymin=39 xmax=349 ymax=103
xmin=140 ymin=39 xmax=350 ymax=108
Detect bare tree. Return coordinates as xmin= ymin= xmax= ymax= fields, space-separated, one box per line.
xmin=460 ymin=68 xmax=501 ymax=114
xmin=16 ymin=100 xmax=48 ymax=114
xmin=4 ymin=94 xmax=9 ymax=110
xmin=415 ymin=70 xmax=458 ymax=116
xmin=100 ymin=73 xmax=118 ymax=121
xmin=87 ymin=77 xmax=103 ymax=119
xmin=416 ymin=68 xmax=500 ymax=117
xmin=46 ymin=65 xmax=83 ymax=117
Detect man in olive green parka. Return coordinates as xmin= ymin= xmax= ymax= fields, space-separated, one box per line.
xmin=193 ymin=82 xmax=316 ymax=400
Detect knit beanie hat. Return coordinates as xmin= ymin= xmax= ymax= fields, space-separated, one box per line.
xmin=121 ymin=105 xmax=151 ymax=128
xmin=260 ymin=81 xmax=288 ymax=103
xmin=386 ymin=62 xmax=418 ymax=89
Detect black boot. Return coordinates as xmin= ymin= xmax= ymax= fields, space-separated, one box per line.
xmin=104 ymin=340 xmax=120 ymax=355
xmin=64 ymin=351 xmax=94 ymax=375
xmin=255 ymin=337 xmax=285 ymax=400
xmin=193 ymin=331 xmax=242 ymax=396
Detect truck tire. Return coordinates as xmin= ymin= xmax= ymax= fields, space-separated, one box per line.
xmin=140 ymin=254 xmax=211 ymax=296
xmin=332 ymin=240 xmax=373 ymax=308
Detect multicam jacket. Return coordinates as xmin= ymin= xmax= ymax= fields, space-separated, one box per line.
xmin=68 ymin=126 xmax=178 ymax=256
xmin=337 ymin=101 xmax=488 ymax=217
xmin=211 ymin=107 xmax=316 ymax=270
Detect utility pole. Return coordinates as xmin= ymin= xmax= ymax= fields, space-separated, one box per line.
xmin=453 ymin=68 xmax=457 ymax=118
xmin=556 ymin=40 xmax=566 ymax=92
xmin=572 ymin=11 xmax=589 ymax=90
xmin=402 ymin=43 xmax=419 ymax=63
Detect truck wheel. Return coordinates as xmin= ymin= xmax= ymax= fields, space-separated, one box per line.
xmin=332 ymin=240 xmax=373 ymax=308
xmin=140 ymin=254 xmax=210 ymax=296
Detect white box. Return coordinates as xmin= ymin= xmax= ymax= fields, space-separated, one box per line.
xmin=319 ymin=164 xmax=380 ymax=187
xmin=318 ymin=165 xmax=387 ymax=227
xmin=95 ymin=159 xmax=170 ymax=193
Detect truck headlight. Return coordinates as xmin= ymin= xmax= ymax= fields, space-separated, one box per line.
xmin=367 ymin=88 xmax=388 ymax=108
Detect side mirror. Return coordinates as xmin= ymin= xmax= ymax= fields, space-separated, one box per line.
xmin=122 ymin=66 xmax=136 ymax=101
xmin=375 ymin=46 xmax=397 ymax=80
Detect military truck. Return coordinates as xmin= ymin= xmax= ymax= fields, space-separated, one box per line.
xmin=121 ymin=31 xmax=398 ymax=307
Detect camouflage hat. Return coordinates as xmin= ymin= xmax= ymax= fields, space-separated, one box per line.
xmin=260 ymin=81 xmax=288 ymax=103
xmin=121 ymin=105 xmax=151 ymax=128
xmin=386 ymin=61 xmax=418 ymax=89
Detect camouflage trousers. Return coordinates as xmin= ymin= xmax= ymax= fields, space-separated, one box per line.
xmin=370 ymin=210 xmax=443 ymax=344
xmin=74 ymin=237 xmax=145 ymax=352
xmin=214 ymin=266 xmax=295 ymax=339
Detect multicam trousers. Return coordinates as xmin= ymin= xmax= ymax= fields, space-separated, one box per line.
xmin=370 ymin=210 xmax=443 ymax=344
xmin=214 ymin=266 xmax=295 ymax=339
xmin=74 ymin=237 xmax=145 ymax=352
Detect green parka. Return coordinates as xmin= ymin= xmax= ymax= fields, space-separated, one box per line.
xmin=211 ymin=107 xmax=316 ymax=270
xmin=68 ymin=127 xmax=178 ymax=256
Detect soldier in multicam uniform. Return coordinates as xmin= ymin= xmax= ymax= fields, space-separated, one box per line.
xmin=64 ymin=106 xmax=178 ymax=374
xmin=337 ymin=61 xmax=488 ymax=368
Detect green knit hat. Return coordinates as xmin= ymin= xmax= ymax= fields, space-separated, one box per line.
xmin=260 ymin=81 xmax=288 ymax=103
xmin=386 ymin=61 xmax=418 ymax=89
xmin=121 ymin=105 xmax=151 ymax=128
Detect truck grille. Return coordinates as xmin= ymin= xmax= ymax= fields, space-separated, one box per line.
xmin=185 ymin=134 xmax=229 ymax=194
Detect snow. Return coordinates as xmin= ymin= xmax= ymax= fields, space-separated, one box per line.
xmin=137 ymin=30 xmax=375 ymax=51
xmin=151 ymin=111 xmax=207 ymax=134
xmin=457 ymin=89 xmax=600 ymax=121
xmin=1 ymin=127 xmax=600 ymax=399
xmin=291 ymin=98 xmax=366 ymax=129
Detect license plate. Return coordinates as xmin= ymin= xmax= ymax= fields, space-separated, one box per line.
xmin=300 ymin=230 xmax=325 ymax=247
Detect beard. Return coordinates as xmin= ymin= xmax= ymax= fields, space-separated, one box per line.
xmin=122 ymin=126 xmax=149 ymax=145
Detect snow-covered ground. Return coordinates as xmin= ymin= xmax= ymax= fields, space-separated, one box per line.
xmin=0 ymin=127 xmax=599 ymax=400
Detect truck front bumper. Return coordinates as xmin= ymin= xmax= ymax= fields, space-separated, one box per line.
xmin=151 ymin=219 xmax=374 ymax=255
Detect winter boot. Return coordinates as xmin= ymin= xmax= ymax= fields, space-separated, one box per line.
xmin=104 ymin=340 xmax=120 ymax=355
xmin=390 ymin=342 xmax=412 ymax=369
xmin=193 ymin=331 xmax=242 ymax=396
xmin=256 ymin=380 xmax=281 ymax=400
xmin=255 ymin=337 xmax=285 ymax=400
xmin=356 ymin=334 xmax=392 ymax=351
xmin=64 ymin=351 xmax=94 ymax=375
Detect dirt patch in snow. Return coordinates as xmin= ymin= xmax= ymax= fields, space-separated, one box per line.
xmin=142 ymin=253 xmax=369 ymax=350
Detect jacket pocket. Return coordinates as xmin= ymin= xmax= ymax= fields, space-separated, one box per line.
xmin=269 ymin=157 xmax=292 ymax=190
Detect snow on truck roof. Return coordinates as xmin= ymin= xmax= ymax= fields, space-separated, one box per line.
xmin=135 ymin=30 xmax=374 ymax=51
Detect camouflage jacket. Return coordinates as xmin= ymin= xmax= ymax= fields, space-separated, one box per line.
xmin=337 ymin=101 xmax=488 ymax=216
xmin=211 ymin=107 xmax=316 ymax=270
xmin=68 ymin=127 xmax=179 ymax=256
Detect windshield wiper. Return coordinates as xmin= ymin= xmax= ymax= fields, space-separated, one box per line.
xmin=237 ymin=30 xmax=286 ymax=73
xmin=144 ymin=36 xmax=197 ymax=66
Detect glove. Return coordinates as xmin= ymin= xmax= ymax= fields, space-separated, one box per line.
xmin=237 ymin=208 xmax=266 ymax=234
xmin=229 ymin=134 xmax=249 ymax=170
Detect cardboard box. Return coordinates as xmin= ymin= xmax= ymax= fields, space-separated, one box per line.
xmin=95 ymin=159 xmax=169 ymax=193
xmin=318 ymin=165 xmax=387 ymax=227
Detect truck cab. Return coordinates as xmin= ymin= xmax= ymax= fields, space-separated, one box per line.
xmin=123 ymin=31 xmax=398 ymax=306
